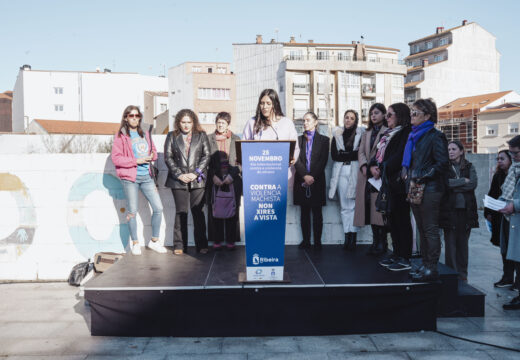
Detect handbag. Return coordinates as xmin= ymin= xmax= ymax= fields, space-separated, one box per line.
xmin=212 ymin=183 xmax=236 ymax=219
xmin=68 ymin=260 xmax=93 ymax=286
xmin=407 ymin=180 xmax=425 ymax=205
xmin=375 ymin=166 xmax=390 ymax=215
xmin=93 ymin=252 xmax=124 ymax=273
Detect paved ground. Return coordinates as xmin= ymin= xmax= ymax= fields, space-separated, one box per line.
xmin=2 ymin=211 xmax=520 ymax=359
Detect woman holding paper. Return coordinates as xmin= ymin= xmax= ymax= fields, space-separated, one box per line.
xmin=440 ymin=140 xmax=478 ymax=281
xmin=330 ymin=110 xmax=364 ymax=250
xmin=485 ymin=150 xmax=515 ymax=288
xmin=353 ymin=103 xmax=388 ymax=255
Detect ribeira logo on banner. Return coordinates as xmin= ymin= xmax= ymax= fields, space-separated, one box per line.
xmin=253 ymin=253 xmax=260 ymax=265
xmin=252 ymin=253 xmax=280 ymax=265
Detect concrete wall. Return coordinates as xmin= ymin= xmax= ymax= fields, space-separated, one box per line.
xmin=0 ymin=152 xmax=496 ymax=281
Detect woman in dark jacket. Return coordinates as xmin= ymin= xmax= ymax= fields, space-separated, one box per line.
xmin=485 ymin=150 xmax=515 ymax=287
xmin=370 ymin=103 xmax=413 ymax=271
xmin=206 ymin=112 xmax=242 ymax=250
xmin=293 ymin=111 xmax=329 ymax=250
xmin=402 ymin=99 xmax=449 ymax=282
xmin=440 ymin=140 xmax=478 ymax=281
xmin=164 ymin=109 xmax=210 ymax=255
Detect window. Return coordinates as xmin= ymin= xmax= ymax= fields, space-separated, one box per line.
xmin=510 ymin=123 xmax=519 ymax=134
xmin=434 ymin=55 xmax=442 ymax=62
xmin=413 ymin=44 xmax=419 ymax=53
xmin=426 ymin=41 xmax=433 ymax=50
xmin=466 ymin=123 xmax=473 ymax=141
xmin=54 ymin=104 xmax=63 ymax=112
xmin=198 ymin=112 xmax=218 ymax=124
xmin=216 ymin=67 xmax=226 ymax=74
xmin=207 ymin=67 xmax=212 ymax=73
xmin=316 ymin=50 xmax=329 ymax=60
xmin=367 ymin=53 xmax=377 ymax=62
xmin=439 ymin=37 xmax=448 ymax=46
xmin=486 ymin=125 xmax=498 ymax=136
xmin=337 ymin=51 xmax=350 ymax=61
xmin=192 ymin=66 xmax=202 ymax=73
xmin=197 ymin=88 xmax=231 ymax=100
xmin=54 ymin=87 xmax=63 ymax=95
xmin=346 ymin=72 xmax=360 ymax=89
xmin=392 ymin=75 xmax=404 ymax=89
xmin=160 ymin=103 xmax=167 ymax=113
xmin=289 ymin=50 xmax=303 ymax=60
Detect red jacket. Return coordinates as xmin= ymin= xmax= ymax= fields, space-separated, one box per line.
xmin=111 ymin=128 xmax=157 ymax=182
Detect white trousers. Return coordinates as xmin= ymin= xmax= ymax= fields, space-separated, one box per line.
xmin=337 ymin=165 xmax=359 ymax=233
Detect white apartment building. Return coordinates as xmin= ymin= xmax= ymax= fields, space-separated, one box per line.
xmin=233 ymin=35 xmax=407 ymax=133
xmin=168 ymin=62 xmax=235 ymax=133
xmin=12 ymin=65 xmax=168 ymax=132
xmin=477 ymin=103 xmax=520 ymax=153
xmin=405 ymin=21 xmax=500 ymax=107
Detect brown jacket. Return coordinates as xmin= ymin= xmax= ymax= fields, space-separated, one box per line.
xmin=353 ymin=126 xmax=387 ymax=226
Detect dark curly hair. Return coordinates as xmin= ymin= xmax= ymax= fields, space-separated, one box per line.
xmin=173 ymin=109 xmax=204 ymax=135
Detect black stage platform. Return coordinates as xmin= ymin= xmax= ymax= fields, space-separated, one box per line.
xmin=84 ymin=245 xmax=484 ymax=337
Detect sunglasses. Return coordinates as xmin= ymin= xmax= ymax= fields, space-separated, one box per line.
xmin=385 ymin=112 xmax=395 ymax=119
xmin=410 ymin=110 xmax=424 ymax=117
xmin=127 ymin=114 xmax=141 ymax=119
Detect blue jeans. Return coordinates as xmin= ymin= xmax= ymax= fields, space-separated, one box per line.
xmin=121 ymin=174 xmax=163 ymax=241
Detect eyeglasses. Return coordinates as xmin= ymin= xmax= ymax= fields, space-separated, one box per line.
xmin=410 ymin=110 xmax=424 ymax=117
xmin=385 ymin=112 xmax=395 ymax=119
xmin=127 ymin=114 xmax=141 ymax=119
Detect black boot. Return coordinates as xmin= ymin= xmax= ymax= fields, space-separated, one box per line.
xmin=343 ymin=233 xmax=350 ymax=251
xmin=367 ymin=226 xmax=378 ymax=256
xmin=314 ymin=237 xmax=322 ymax=251
xmin=298 ymin=240 xmax=311 ymax=249
xmin=347 ymin=232 xmax=357 ymax=251
xmin=373 ymin=227 xmax=387 ymax=256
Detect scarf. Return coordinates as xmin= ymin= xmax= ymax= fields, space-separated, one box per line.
xmin=501 ymin=160 xmax=520 ymax=201
xmin=305 ymin=130 xmax=316 ymax=172
xmin=215 ymin=130 xmax=232 ymax=175
xmin=402 ymin=121 xmax=435 ymax=169
xmin=215 ymin=130 xmax=232 ymax=155
xmin=375 ymin=125 xmax=402 ymax=164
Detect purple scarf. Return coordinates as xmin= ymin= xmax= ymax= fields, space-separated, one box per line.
xmin=305 ymin=130 xmax=316 ymax=172
xmin=402 ymin=121 xmax=434 ymax=169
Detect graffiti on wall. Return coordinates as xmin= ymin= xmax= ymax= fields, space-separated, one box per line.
xmin=0 ymin=173 xmax=37 ymax=260
xmin=67 ymin=173 xmax=129 ymax=258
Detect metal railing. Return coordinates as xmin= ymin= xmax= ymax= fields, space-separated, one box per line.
xmin=362 ymin=84 xmax=376 ymax=96
xmin=293 ymin=83 xmax=310 ymax=94
xmin=284 ymin=54 xmax=405 ymax=65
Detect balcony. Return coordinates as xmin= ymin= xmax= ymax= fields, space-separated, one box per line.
xmin=293 ymin=83 xmax=310 ymax=94
xmin=317 ymin=83 xmax=334 ymax=94
xmin=293 ymin=109 xmax=309 ymax=119
xmin=362 ymin=84 xmax=376 ymax=97
xmin=317 ymin=108 xmax=333 ymax=119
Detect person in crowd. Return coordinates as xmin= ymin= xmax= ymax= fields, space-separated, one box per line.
xmin=206 ymin=112 xmax=242 ymax=251
xmin=402 ymin=98 xmax=449 ymax=282
xmin=500 ymin=135 xmax=520 ymax=309
xmin=111 ymin=105 xmax=166 ymax=256
xmin=485 ymin=150 xmax=515 ymax=288
xmin=294 ymin=112 xmax=329 ymax=250
xmin=440 ymin=140 xmax=478 ymax=281
xmin=242 ymin=89 xmax=300 ymax=183
xmin=164 ymin=109 xmax=210 ymax=255
xmin=354 ymin=103 xmax=388 ymax=255
xmin=329 ymin=110 xmax=364 ymax=250
xmin=370 ymin=103 xmax=413 ymax=271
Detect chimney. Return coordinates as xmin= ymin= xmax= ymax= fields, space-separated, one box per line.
xmin=289 ymin=36 xmax=296 ymax=43
xmin=256 ymin=34 xmax=262 ymax=44
xmin=270 ymin=39 xmax=275 ymax=43
xmin=308 ymin=39 xmax=314 ymax=44
xmin=462 ymin=20 xmax=468 ymax=26
xmin=422 ymin=59 xmax=429 ymax=67
xmin=436 ymin=27 xmax=444 ymax=34
xmin=20 ymin=64 xmax=31 ymax=70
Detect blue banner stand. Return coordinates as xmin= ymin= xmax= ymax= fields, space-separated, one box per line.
xmin=238 ymin=140 xmax=294 ymax=282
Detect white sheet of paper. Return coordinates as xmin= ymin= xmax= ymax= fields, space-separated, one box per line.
xmin=368 ymin=177 xmax=382 ymax=191
xmin=483 ymin=195 xmax=507 ymax=211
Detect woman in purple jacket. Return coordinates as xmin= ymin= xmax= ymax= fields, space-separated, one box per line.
xmin=111 ymin=105 xmax=166 ymax=256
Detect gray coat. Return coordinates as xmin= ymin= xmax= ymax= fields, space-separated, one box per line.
xmin=502 ymin=177 xmax=520 ymax=262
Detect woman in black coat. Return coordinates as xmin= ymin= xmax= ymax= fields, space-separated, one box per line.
xmin=206 ymin=112 xmax=242 ymax=250
xmin=293 ymin=111 xmax=330 ymax=250
xmin=164 ymin=109 xmax=210 ymax=255
xmin=484 ymin=150 xmax=515 ymax=287
xmin=370 ymin=103 xmax=414 ymax=271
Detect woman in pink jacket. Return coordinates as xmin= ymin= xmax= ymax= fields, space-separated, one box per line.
xmin=111 ymin=105 xmax=166 ymax=256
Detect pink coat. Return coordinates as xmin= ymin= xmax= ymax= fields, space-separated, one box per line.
xmin=111 ymin=129 xmax=157 ymax=182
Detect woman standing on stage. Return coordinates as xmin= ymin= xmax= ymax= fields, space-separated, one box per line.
xmin=207 ymin=112 xmax=242 ymax=250
xmin=164 ymin=109 xmax=210 ymax=255
xmin=294 ymin=112 xmax=329 ymax=250
xmin=111 ymin=105 xmax=166 ymax=256
xmin=403 ymin=99 xmax=449 ymax=282
xmin=440 ymin=140 xmax=479 ymax=281
xmin=485 ymin=150 xmax=516 ymax=288
xmin=329 ymin=110 xmax=364 ymax=250
xmin=372 ymin=103 xmax=413 ymax=271
xmin=353 ymin=103 xmax=388 ymax=255
xmin=242 ymin=89 xmax=300 ymax=183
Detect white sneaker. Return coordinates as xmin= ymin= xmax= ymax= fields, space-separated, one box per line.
xmin=131 ymin=242 xmax=142 ymax=255
xmin=148 ymin=240 xmax=167 ymax=254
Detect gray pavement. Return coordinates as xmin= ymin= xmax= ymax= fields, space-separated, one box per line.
xmin=2 ymin=210 xmax=520 ymax=359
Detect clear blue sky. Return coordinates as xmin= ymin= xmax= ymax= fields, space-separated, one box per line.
xmin=2 ymin=0 xmax=519 ymax=93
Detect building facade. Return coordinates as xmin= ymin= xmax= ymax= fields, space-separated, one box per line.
xmin=12 ymin=65 xmax=168 ymax=133
xmin=168 ymin=62 xmax=236 ymax=133
xmin=233 ymin=35 xmax=407 ymax=134
xmin=405 ymin=21 xmax=500 ymax=108
xmin=438 ymin=91 xmax=520 ymax=153
xmin=143 ymin=91 xmax=168 ymax=133
xmin=0 ymin=91 xmax=13 ymax=132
